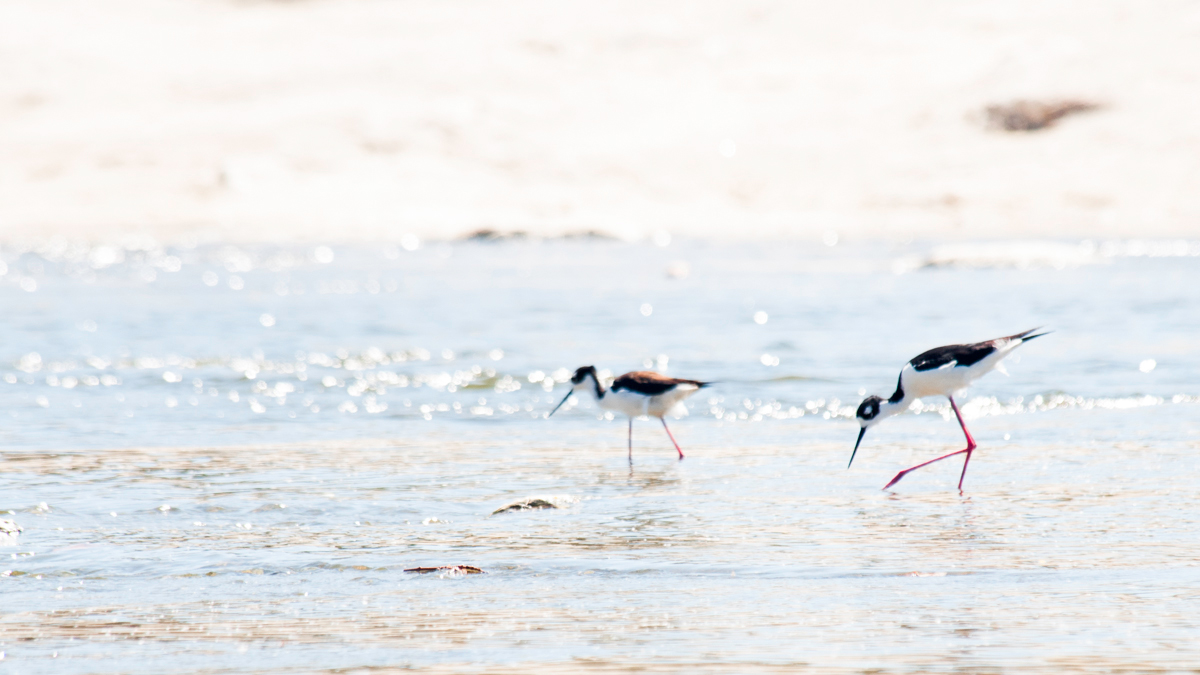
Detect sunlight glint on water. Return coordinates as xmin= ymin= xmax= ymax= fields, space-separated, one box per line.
xmin=1 ymin=240 xmax=1198 ymax=673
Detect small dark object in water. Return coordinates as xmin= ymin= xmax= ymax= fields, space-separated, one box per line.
xmin=985 ymin=100 xmax=1099 ymax=131
xmin=492 ymin=498 xmax=558 ymax=514
xmin=0 ymin=519 xmax=21 ymax=545
xmin=404 ymin=565 xmax=485 ymax=574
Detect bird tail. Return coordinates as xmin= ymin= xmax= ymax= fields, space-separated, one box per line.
xmin=1009 ymin=327 xmax=1051 ymax=343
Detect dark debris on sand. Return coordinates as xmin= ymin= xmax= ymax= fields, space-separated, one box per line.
xmin=463 ymin=229 xmax=529 ymax=242
xmin=0 ymin=519 xmax=21 ymax=546
xmin=404 ymin=565 xmax=485 ymax=574
xmin=460 ymin=229 xmax=617 ymax=242
xmin=492 ymin=498 xmax=559 ymax=515
xmin=985 ymin=99 xmax=1100 ymax=132
xmin=491 ymin=495 xmax=578 ymax=514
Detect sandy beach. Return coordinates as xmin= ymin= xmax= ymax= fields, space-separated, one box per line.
xmin=3 ymin=0 xmax=1200 ymax=244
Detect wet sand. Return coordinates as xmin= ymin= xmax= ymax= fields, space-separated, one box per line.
xmin=5 ymin=434 xmax=1200 ymax=673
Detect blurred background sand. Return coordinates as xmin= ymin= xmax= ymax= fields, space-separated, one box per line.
xmin=3 ymin=0 xmax=1199 ymax=244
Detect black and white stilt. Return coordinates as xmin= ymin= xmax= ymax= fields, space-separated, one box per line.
xmin=549 ymin=366 xmax=710 ymax=461
xmin=849 ymin=328 xmax=1048 ymax=491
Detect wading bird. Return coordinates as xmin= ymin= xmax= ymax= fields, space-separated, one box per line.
xmin=549 ymin=366 xmax=710 ymax=461
xmin=850 ymin=328 xmax=1047 ymax=491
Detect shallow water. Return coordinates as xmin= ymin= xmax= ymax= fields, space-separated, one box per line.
xmin=1 ymin=239 xmax=1198 ymax=673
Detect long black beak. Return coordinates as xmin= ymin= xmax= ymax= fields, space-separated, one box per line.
xmin=547 ymin=391 xmax=572 ymax=417
xmin=848 ymin=427 xmax=867 ymax=469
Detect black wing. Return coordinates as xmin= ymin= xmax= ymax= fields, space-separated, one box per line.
xmin=611 ymin=371 xmax=708 ymax=396
xmin=909 ymin=342 xmax=996 ymax=371
xmin=909 ymin=328 xmax=1047 ymax=372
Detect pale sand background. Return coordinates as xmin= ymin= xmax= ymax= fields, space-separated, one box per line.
xmin=3 ymin=0 xmax=1200 ymax=244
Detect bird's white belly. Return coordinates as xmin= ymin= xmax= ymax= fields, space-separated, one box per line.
xmin=599 ymin=389 xmax=650 ymax=417
xmin=901 ymin=363 xmax=980 ymax=398
xmin=600 ymin=384 xmax=700 ymax=418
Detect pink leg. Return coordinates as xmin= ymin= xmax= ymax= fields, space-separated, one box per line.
xmin=882 ymin=395 xmax=978 ymax=490
xmin=660 ymin=417 xmax=685 ymax=459
xmin=882 ymin=448 xmax=971 ymax=490
xmin=949 ymin=396 xmax=977 ymax=491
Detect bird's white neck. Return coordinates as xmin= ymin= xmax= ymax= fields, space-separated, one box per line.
xmin=883 ymin=374 xmax=911 ymax=417
xmin=876 ymin=398 xmax=908 ymax=422
xmin=575 ymin=373 xmax=606 ymax=402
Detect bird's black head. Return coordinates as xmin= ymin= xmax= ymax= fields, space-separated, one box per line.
xmin=856 ymin=395 xmax=884 ymax=424
xmin=570 ymin=365 xmax=597 ymax=384
xmin=848 ymin=395 xmax=885 ymax=469
xmin=550 ymin=366 xmax=598 ymax=418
